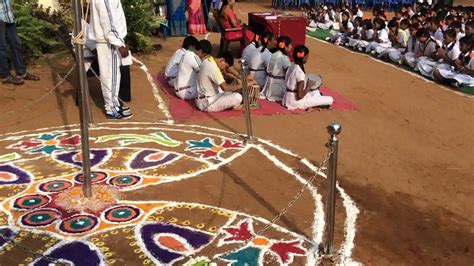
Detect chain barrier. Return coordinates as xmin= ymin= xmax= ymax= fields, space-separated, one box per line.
xmin=0 ymin=231 xmax=62 ymax=264
xmin=4 ymin=65 xmax=76 ymax=117
xmin=179 ymin=146 xmax=333 ymax=264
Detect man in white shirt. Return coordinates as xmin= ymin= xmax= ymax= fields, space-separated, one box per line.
xmin=90 ymin=0 xmax=131 ymax=119
xmin=175 ymin=40 xmax=209 ymax=100
xmin=165 ymin=36 xmax=198 ymax=87
xmin=195 ymin=50 xmax=242 ymax=112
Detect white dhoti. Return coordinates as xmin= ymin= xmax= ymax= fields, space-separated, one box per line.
xmin=96 ymin=42 xmax=121 ymax=115
xmin=367 ymin=42 xmax=391 ymax=53
xmin=195 ymin=92 xmax=243 ymax=112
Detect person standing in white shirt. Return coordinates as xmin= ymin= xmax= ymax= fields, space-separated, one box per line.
xmin=90 ymin=0 xmax=131 ymax=119
xmin=165 ymin=36 xmax=198 ymax=87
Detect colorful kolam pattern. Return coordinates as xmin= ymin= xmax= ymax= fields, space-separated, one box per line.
xmin=0 ymin=122 xmax=359 ymax=265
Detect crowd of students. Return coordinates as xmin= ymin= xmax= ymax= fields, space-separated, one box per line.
xmin=305 ymin=3 xmax=474 ymax=88
xmin=164 ymin=33 xmax=334 ymax=113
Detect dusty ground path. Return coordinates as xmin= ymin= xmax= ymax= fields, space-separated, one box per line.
xmin=0 ymin=2 xmax=473 ymax=265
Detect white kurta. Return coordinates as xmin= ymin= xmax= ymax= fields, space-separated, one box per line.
xmin=262 ymin=50 xmax=291 ymax=101
xmin=282 ymin=64 xmax=333 ymax=110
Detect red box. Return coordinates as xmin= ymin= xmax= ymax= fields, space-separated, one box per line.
xmin=248 ymin=12 xmax=307 ymax=48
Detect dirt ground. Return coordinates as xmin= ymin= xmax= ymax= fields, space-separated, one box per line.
xmin=1 ymin=2 xmax=473 ymax=265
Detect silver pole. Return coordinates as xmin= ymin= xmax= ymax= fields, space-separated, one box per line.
xmin=324 ymin=122 xmax=341 ymax=255
xmin=72 ymin=0 xmax=92 ymax=198
xmin=239 ymin=59 xmax=254 ymax=143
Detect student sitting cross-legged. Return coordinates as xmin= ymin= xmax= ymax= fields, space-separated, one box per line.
xmin=282 ymin=45 xmax=333 ymax=110
xmin=174 ymin=40 xmax=209 ymax=100
xmin=433 ymin=35 xmax=474 ymax=88
xmin=165 ymin=36 xmax=198 ymax=87
xmin=195 ymin=50 xmax=243 ymax=112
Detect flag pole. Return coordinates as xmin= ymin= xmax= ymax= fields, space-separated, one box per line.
xmin=72 ymin=0 xmax=92 ymax=197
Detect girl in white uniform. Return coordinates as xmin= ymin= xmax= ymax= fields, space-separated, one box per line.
xmin=349 ymin=19 xmax=375 ymax=50
xmin=262 ymin=36 xmax=292 ymax=101
xmin=247 ymin=32 xmax=275 ymax=88
xmin=366 ymin=18 xmax=391 ymax=54
xmin=418 ymin=29 xmax=461 ymax=79
xmin=242 ymin=33 xmax=260 ymax=63
xmin=403 ymin=28 xmax=438 ymax=70
xmin=165 ymin=36 xmax=198 ymax=87
xmin=389 ymin=23 xmax=419 ymax=64
xmin=377 ymin=19 xmax=409 ymax=59
xmin=328 ymin=11 xmax=353 ymax=45
xmin=282 ymin=45 xmax=333 ymax=110
xmin=433 ymin=35 xmax=474 ymax=87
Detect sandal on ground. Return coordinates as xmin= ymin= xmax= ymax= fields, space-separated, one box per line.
xmin=2 ymin=75 xmax=24 ymax=85
xmin=19 ymin=72 xmax=40 ymax=81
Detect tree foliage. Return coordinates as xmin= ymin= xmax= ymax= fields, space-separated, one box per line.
xmin=13 ymin=1 xmax=61 ymax=61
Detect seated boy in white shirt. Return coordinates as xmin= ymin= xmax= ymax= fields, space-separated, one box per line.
xmin=165 ymin=36 xmax=198 ymax=87
xmin=175 ymin=40 xmax=209 ymax=100
xmin=195 ymin=47 xmax=243 ymax=112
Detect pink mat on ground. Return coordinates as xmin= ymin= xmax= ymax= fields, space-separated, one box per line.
xmin=155 ymin=72 xmax=358 ymax=122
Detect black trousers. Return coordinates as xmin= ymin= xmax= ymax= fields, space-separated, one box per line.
xmin=89 ymin=59 xmax=131 ymax=102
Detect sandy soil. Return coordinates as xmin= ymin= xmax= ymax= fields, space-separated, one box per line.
xmin=0 ymin=2 xmax=473 ymax=265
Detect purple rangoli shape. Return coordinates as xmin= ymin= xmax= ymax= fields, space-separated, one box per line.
xmin=53 ymin=149 xmax=110 ymax=168
xmin=140 ymin=222 xmax=211 ymax=264
xmin=0 ymin=164 xmax=31 ymax=185
xmin=129 ymin=150 xmax=179 ymax=170
xmin=33 ymin=241 xmax=102 ymax=266
xmin=0 ymin=228 xmax=16 ymax=248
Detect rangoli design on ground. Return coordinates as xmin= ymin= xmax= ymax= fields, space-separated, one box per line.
xmin=0 ymin=122 xmax=359 ymax=265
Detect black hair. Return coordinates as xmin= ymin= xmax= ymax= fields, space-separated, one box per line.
xmin=415 ymin=28 xmax=430 ymax=38
xmin=363 ymin=19 xmax=373 ymax=30
xmin=409 ymin=22 xmax=420 ymax=31
xmin=400 ymin=18 xmax=410 ymax=27
xmin=182 ymin=36 xmax=199 ymax=50
xmin=373 ymin=18 xmax=386 ymax=30
xmin=444 ymin=28 xmax=457 ymax=40
xmin=276 ymin=36 xmax=292 ymax=55
xmin=253 ymin=31 xmax=262 ymax=49
xmin=451 ymin=20 xmax=463 ymax=31
xmin=197 ymin=40 xmax=212 ymax=55
xmin=217 ymin=50 xmax=234 ymax=67
xmin=292 ymin=45 xmax=309 ymax=73
xmin=459 ymin=34 xmax=473 ymax=47
xmin=260 ymin=32 xmax=275 ymax=53
xmin=388 ymin=19 xmax=398 ymax=29
xmin=354 ymin=16 xmax=363 ymax=25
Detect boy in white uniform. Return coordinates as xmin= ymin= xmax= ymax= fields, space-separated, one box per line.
xmin=90 ymin=0 xmax=131 ymax=119
xmin=195 ymin=50 xmax=242 ymax=112
xmin=165 ymin=36 xmax=198 ymax=87
xmin=175 ymin=40 xmax=208 ymax=100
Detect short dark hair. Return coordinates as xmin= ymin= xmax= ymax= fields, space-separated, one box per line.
xmin=217 ymin=50 xmax=234 ymax=67
xmin=443 ymin=28 xmax=457 ymax=39
xmin=400 ymin=18 xmax=410 ymax=27
xmin=450 ymin=20 xmax=462 ymax=30
xmin=197 ymin=40 xmax=212 ymax=55
xmin=388 ymin=19 xmax=398 ymax=29
xmin=182 ymin=36 xmax=198 ymax=50
xmin=416 ymin=28 xmax=430 ymax=38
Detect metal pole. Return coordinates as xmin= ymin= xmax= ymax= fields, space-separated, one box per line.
xmin=239 ymin=59 xmax=254 ymax=143
xmin=324 ymin=122 xmax=341 ymax=255
xmin=72 ymin=0 xmax=92 ymax=198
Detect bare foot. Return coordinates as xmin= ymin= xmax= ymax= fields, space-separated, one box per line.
xmin=233 ymin=104 xmax=244 ymax=111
